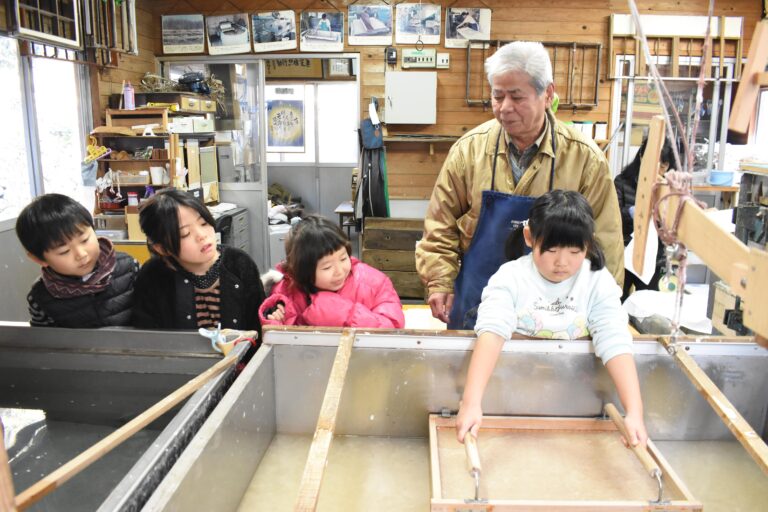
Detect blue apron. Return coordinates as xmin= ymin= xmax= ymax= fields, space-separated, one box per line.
xmin=448 ymin=123 xmax=556 ymax=330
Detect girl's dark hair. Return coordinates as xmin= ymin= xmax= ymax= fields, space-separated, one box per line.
xmin=284 ymin=215 xmax=351 ymax=295
xmin=620 ymin=135 xmax=677 ymax=181
xmin=505 ymin=189 xmax=605 ymax=270
xmin=139 ymin=189 xmax=216 ymax=258
xmin=16 ymin=193 xmax=94 ymax=259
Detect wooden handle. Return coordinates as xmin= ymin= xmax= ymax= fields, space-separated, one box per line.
xmin=605 ymin=403 xmax=660 ymax=477
xmin=1 ymin=421 xmax=18 ymax=512
xmin=464 ymin=433 xmax=481 ymax=474
xmin=14 ymin=346 xmax=243 ymax=510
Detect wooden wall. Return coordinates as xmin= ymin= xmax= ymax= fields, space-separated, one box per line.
xmin=93 ymin=1 xmax=160 ymax=122
xmin=138 ymin=0 xmax=762 ymax=199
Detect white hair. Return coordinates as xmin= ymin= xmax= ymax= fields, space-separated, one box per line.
xmin=485 ymin=41 xmax=553 ymax=95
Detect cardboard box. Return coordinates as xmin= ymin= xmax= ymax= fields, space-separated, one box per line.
xmin=125 ymin=206 xmax=146 ymax=241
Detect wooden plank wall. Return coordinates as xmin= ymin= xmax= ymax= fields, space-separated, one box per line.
xmin=138 ymin=0 xmax=761 ymax=199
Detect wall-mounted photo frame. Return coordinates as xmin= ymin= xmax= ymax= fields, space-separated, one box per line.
xmin=300 ymin=11 xmax=344 ymax=52
xmin=395 ymin=3 xmax=441 ymax=45
xmin=162 ymin=14 xmax=205 ymax=54
xmin=252 ymin=10 xmax=297 ymax=52
xmin=13 ymin=0 xmax=82 ymax=49
xmin=445 ymin=7 xmax=491 ymax=48
xmin=206 ymin=13 xmax=251 ymax=55
xmin=327 ymin=57 xmax=352 ymax=78
xmin=348 ymin=5 xmax=392 ymax=46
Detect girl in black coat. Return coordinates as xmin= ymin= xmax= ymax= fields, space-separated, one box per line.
xmin=132 ymin=190 xmax=265 ymax=339
xmin=614 ymin=137 xmax=676 ymax=301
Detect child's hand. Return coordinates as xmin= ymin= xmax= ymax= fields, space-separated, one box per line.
xmin=267 ymin=303 xmax=286 ymax=322
xmin=455 ymin=402 xmax=482 ymax=443
xmin=621 ymin=412 xmax=648 ymax=449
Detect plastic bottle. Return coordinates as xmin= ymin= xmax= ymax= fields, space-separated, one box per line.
xmin=123 ymin=81 xmax=135 ymax=110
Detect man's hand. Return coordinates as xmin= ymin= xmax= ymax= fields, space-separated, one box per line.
xmin=428 ymin=292 xmax=454 ymax=323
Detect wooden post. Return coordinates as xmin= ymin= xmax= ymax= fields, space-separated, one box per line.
xmin=631 ymin=115 xmax=666 ymax=275
xmin=294 ymin=329 xmax=356 ymax=511
xmin=657 ymin=337 xmax=768 ymax=476
xmin=728 ymin=20 xmax=768 ymax=133
xmin=0 ymin=421 xmax=17 ymax=512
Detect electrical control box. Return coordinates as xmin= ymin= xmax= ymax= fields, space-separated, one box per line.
xmin=385 ymin=47 xmax=397 ymax=65
xmin=402 ymin=48 xmax=436 ymax=68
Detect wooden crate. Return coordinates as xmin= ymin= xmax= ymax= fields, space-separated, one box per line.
xmin=429 ymin=414 xmax=701 ymax=511
xmin=362 ymin=218 xmax=425 ymax=299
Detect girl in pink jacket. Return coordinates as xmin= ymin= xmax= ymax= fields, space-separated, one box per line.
xmin=259 ymin=215 xmax=405 ymax=328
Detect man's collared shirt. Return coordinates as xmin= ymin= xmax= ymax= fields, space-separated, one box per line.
xmin=505 ymin=116 xmax=549 ymax=185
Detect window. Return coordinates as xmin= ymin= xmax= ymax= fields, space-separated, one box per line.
xmin=32 ymin=57 xmax=91 ymax=208
xmin=0 ymin=35 xmax=91 ymax=223
xmin=317 ymin=81 xmax=358 ymax=163
xmin=0 ymin=36 xmax=32 ymax=222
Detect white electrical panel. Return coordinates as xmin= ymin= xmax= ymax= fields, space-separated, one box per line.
xmin=384 ymin=71 xmax=437 ymax=124
xmin=436 ymin=53 xmax=450 ymax=69
xmin=402 ymin=48 xmax=436 ymax=68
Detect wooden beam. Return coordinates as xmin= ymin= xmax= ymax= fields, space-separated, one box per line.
xmin=295 ymin=329 xmax=356 ymax=511
xmin=13 ymin=337 xmax=248 ymax=510
xmin=728 ymin=20 xmax=768 ymax=133
xmin=657 ymin=336 xmax=768 ymax=476
xmin=632 ymin=116 xmax=666 ymax=275
xmin=0 ymin=421 xmax=17 ymax=512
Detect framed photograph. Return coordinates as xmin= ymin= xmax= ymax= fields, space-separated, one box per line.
xmin=252 ymin=10 xmax=297 ymax=52
xmin=299 ymin=11 xmax=344 ymax=52
xmin=348 ymin=5 xmax=392 ymax=46
xmin=162 ymin=14 xmax=205 ymax=54
xmin=327 ymin=57 xmax=351 ymax=77
xmin=266 ymin=86 xmax=305 ymax=153
xmin=206 ymin=13 xmax=251 ymax=55
xmin=395 ymin=3 xmax=441 ymax=45
xmin=445 ymin=7 xmax=491 ymax=48
xmin=14 ymin=0 xmax=82 ymax=49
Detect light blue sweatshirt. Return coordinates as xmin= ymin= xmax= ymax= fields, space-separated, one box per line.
xmin=475 ymin=254 xmax=632 ymax=364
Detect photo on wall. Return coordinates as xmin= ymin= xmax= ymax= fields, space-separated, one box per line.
xmin=267 ymin=87 xmax=305 ymax=153
xmin=206 ymin=13 xmax=251 ymax=55
xmin=395 ymin=3 xmax=441 ymax=45
xmin=348 ymin=5 xmax=392 ymax=46
xmin=299 ymin=11 xmax=344 ymax=52
xmin=445 ymin=7 xmax=491 ymax=48
xmin=162 ymin=14 xmax=205 ymax=54
xmin=252 ymin=10 xmax=297 ymax=52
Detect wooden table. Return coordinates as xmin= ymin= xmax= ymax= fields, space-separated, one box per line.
xmin=693 ymin=185 xmax=739 ymax=209
xmin=334 ymin=200 xmax=355 ymax=237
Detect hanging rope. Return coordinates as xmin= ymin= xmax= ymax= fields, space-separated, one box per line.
xmin=627 ymin=0 xmax=716 ymax=337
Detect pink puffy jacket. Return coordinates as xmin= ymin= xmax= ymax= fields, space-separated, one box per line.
xmin=258 ymin=257 xmax=405 ymax=328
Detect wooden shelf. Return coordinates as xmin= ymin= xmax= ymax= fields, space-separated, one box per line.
xmin=100 ymin=159 xmax=170 ymax=163
xmin=383 ymin=135 xmax=459 ymax=155
xmin=740 ymin=162 xmax=768 ymax=175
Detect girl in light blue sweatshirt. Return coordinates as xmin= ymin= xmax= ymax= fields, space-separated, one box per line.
xmin=456 ymin=190 xmax=647 ymax=448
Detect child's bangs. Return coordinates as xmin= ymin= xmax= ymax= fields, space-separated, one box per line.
xmin=536 ymin=218 xmax=592 ymax=252
xmin=45 ymin=223 xmax=89 ymax=252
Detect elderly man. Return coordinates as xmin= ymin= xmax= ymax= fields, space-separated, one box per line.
xmin=416 ymin=41 xmax=623 ymax=329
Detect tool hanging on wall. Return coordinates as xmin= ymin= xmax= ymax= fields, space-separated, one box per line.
xmin=82 ymin=0 xmax=139 ymax=67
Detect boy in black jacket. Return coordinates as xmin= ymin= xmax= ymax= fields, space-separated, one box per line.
xmin=15 ymin=193 xmax=138 ymax=327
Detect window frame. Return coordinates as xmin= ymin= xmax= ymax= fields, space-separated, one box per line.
xmin=0 ymin=35 xmax=92 ymax=230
